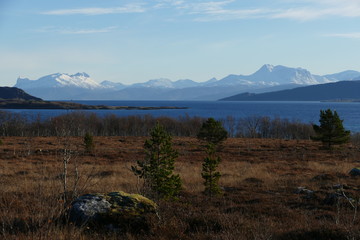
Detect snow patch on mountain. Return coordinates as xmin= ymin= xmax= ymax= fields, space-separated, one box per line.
xmin=15 ymin=72 xmax=102 ymax=90
xmin=249 ymin=64 xmax=326 ymax=85
xmin=100 ymin=80 xmax=126 ymax=90
xmin=130 ymin=78 xmax=174 ymax=88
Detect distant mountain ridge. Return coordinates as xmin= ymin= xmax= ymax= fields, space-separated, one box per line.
xmin=16 ymin=72 xmax=102 ymax=89
xmin=13 ymin=65 xmax=360 ymax=100
xmin=220 ymin=81 xmax=360 ymax=101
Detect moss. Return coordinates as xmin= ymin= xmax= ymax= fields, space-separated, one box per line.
xmin=83 ymin=191 xmax=156 ymax=218
xmin=71 ymin=191 xmax=157 ymax=232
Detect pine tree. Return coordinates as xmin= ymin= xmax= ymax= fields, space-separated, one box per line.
xmin=311 ymin=109 xmax=350 ymax=149
xmin=197 ymin=118 xmax=228 ymax=146
xmin=197 ymin=118 xmax=228 ymax=197
xmin=202 ymin=143 xmax=222 ymax=197
xmin=132 ymin=122 xmax=181 ymax=200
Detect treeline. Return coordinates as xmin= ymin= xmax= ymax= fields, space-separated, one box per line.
xmin=0 ymin=110 xmax=315 ymax=139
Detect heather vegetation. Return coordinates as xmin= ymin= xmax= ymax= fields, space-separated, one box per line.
xmin=1 ymin=110 xmax=360 ymax=239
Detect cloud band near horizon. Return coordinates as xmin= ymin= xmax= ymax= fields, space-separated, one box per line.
xmin=40 ymin=0 xmax=360 ymax=21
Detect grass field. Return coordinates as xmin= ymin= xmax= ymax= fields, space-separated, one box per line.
xmin=1 ymin=136 xmax=360 ymax=239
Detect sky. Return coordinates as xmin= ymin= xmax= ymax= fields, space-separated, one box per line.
xmin=1 ymin=0 xmax=360 ymax=86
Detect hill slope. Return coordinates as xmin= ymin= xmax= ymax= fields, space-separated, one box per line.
xmin=0 ymin=87 xmax=42 ymax=100
xmin=220 ymin=81 xmax=360 ymax=101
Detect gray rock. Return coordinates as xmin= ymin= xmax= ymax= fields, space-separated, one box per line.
xmin=69 ymin=191 xmax=157 ymax=232
xmin=70 ymin=194 xmax=111 ymax=223
xmin=295 ymin=187 xmax=315 ymax=199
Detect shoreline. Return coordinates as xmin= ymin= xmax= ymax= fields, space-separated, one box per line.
xmin=0 ymin=99 xmax=188 ymax=110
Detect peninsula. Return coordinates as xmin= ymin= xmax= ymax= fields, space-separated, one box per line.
xmin=0 ymin=87 xmax=186 ymax=110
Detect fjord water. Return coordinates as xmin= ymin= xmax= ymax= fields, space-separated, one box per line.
xmin=7 ymin=101 xmax=360 ymax=132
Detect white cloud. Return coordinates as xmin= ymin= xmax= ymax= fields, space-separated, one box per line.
xmin=194 ymin=8 xmax=273 ymax=21
xmin=325 ymin=32 xmax=360 ymax=39
xmin=42 ymin=4 xmax=145 ymax=15
xmin=60 ymin=26 xmax=118 ymax=35
xmin=153 ymin=0 xmax=360 ymax=21
xmin=271 ymin=0 xmax=360 ymax=20
xmin=36 ymin=26 xmax=117 ymax=35
xmin=40 ymin=0 xmax=360 ymax=21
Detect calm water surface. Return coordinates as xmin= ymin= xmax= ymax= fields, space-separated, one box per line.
xmin=6 ymin=101 xmax=360 ymax=132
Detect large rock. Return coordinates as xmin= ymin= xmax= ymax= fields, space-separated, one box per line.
xmin=69 ymin=191 xmax=157 ymax=232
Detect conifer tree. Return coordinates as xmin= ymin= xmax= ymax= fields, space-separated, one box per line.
xmin=202 ymin=143 xmax=222 ymax=197
xmin=132 ymin=122 xmax=181 ymax=200
xmin=311 ymin=109 xmax=350 ymax=149
xmin=197 ymin=118 xmax=228 ymax=197
xmin=83 ymin=132 xmax=95 ymax=153
xmin=197 ymin=117 xmax=228 ymax=146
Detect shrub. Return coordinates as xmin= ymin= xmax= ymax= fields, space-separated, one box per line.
xmin=83 ymin=132 xmax=95 ymax=153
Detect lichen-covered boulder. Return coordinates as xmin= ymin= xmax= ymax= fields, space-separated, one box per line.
xmin=69 ymin=191 xmax=157 ymax=232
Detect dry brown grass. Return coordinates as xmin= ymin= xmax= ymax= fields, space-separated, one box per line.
xmin=1 ymin=136 xmax=360 ymax=239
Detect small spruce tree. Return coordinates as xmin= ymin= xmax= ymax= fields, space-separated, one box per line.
xmin=197 ymin=118 xmax=228 ymax=197
xmin=311 ymin=109 xmax=350 ymax=149
xmin=197 ymin=117 xmax=228 ymax=146
xmin=132 ymin=122 xmax=181 ymax=200
xmin=202 ymin=143 xmax=222 ymax=197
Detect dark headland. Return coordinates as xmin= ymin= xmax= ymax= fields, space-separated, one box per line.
xmin=0 ymin=87 xmax=186 ymax=110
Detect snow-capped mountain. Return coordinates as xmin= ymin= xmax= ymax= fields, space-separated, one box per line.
xmin=130 ymin=78 xmax=174 ymax=88
xmin=201 ymin=64 xmax=334 ymax=88
xmin=14 ymin=72 xmax=109 ymax=100
xmin=100 ymin=80 xmax=126 ymax=90
xmin=15 ymin=72 xmax=102 ymax=90
xmin=130 ymin=78 xmax=200 ymax=89
xmin=13 ymin=65 xmax=360 ymax=100
xmin=250 ymin=64 xmax=323 ymax=85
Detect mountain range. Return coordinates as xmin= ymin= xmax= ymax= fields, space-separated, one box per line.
xmin=13 ymin=64 xmax=360 ymax=100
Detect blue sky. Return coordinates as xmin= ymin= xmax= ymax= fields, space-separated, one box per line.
xmin=1 ymin=0 xmax=360 ymax=86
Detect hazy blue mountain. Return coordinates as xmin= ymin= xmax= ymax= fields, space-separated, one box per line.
xmin=220 ymin=81 xmax=360 ymax=101
xmin=173 ymin=79 xmax=200 ymax=88
xmin=323 ymin=70 xmax=360 ymax=81
xmin=12 ymin=65 xmax=360 ymax=100
xmin=129 ymin=78 xmax=201 ymax=89
xmin=100 ymin=80 xmax=126 ymax=90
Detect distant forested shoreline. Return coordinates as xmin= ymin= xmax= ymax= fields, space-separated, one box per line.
xmin=0 ymin=110 xmax=315 ymax=139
